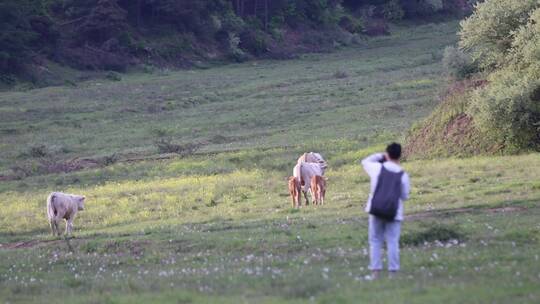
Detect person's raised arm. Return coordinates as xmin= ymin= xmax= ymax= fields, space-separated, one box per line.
xmin=361 ymin=152 xmax=385 ymax=178
xmin=401 ymin=173 xmax=410 ymax=201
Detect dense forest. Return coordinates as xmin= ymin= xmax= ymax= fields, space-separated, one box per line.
xmin=0 ymin=0 xmax=473 ymax=85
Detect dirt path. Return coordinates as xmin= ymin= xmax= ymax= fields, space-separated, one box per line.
xmin=0 ymin=239 xmax=63 ymax=250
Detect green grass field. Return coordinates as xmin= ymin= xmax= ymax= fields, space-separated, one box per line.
xmin=1 ymin=21 xmax=540 ymax=303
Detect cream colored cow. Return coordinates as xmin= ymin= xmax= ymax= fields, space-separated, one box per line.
xmin=46 ymin=192 xmax=85 ymax=236
xmin=293 ymin=162 xmax=326 ymax=206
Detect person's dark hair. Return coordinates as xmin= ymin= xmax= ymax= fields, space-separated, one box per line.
xmin=386 ymin=142 xmax=402 ymax=160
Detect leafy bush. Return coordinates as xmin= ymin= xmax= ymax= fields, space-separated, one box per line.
xmin=442 ymin=0 xmax=472 ymax=15
xmin=154 ymin=138 xmax=200 ymax=156
xmin=442 ymin=46 xmax=476 ymax=79
xmin=28 ymin=145 xmax=48 ymax=158
xmin=239 ymin=29 xmax=268 ymax=56
xmin=459 ymin=0 xmax=539 ymax=70
xmin=462 ymin=3 xmax=540 ymax=151
xmin=401 ymin=0 xmax=445 ymax=17
xmin=0 ymin=0 xmax=57 ymax=74
xmin=105 ymin=71 xmax=122 ymax=81
xmin=333 ymin=70 xmax=349 ymax=79
xmin=338 ymin=15 xmax=363 ymax=33
xmin=382 ymin=0 xmax=405 ymax=21
xmin=228 ymin=32 xmax=248 ymax=62
xmin=363 ymin=18 xmax=389 ymax=36
xmin=469 ymin=66 xmax=540 ymax=150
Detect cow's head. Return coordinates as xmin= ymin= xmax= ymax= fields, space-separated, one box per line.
xmin=77 ymin=196 xmax=86 ymax=211
xmin=309 ymin=152 xmax=328 ymax=170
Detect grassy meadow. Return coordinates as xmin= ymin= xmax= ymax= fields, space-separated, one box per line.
xmin=1 ymin=20 xmax=540 ymax=303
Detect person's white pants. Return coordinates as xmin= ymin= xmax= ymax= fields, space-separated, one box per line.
xmin=368 ymin=215 xmax=401 ymax=271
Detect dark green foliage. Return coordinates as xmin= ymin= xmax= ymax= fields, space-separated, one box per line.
xmin=0 ymin=0 xmax=58 ymax=74
xmin=462 ymin=2 xmax=540 ymax=150
xmin=105 ymin=71 xmax=122 ymax=81
xmin=154 ymin=138 xmax=199 ymax=156
xmin=459 ymin=0 xmax=539 ymax=70
xmin=409 ymin=0 xmax=540 ymax=157
xmin=0 ymin=0 xmax=472 ymax=84
xmin=239 ymin=28 xmax=268 ymax=55
xmin=383 ymin=0 xmax=405 ymax=20
xmin=76 ymin=0 xmax=128 ymax=45
xmin=338 ymin=15 xmax=364 ymax=33
xmin=442 ymin=45 xmax=476 ymax=79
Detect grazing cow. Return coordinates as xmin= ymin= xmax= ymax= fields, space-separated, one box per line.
xmin=47 ymin=192 xmax=85 ymax=236
xmin=288 ymin=176 xmax=301 ymax=208
xmin=297 ymin=152 xmax=327 ymax=168
xmin=293 ymin=162 xmax=326 ymax=206
xmin=310 ymin=175 xmax=326 ymax=205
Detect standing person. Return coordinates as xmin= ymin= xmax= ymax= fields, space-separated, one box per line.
xmin=361 ymin=143 xmax=410 ymax=279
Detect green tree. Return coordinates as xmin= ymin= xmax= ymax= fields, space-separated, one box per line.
xmin=459 ymin=0 xmax=539 ymax=70
xmin=464 ymin=4 xmax=540 ymax=150
xmin=0 ymin=0 xmax=48 ymax=73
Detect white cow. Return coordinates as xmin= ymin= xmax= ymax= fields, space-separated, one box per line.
xmin=293 ymin=157 xmax=327 ymax=206
xmin=46 ymin=192 xmax=85 ymax=236
xmin=297 ymin=152 xmax=327 ymax=167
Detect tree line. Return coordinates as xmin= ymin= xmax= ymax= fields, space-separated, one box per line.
xmin=0 ymin=0 xmax=472 ymax=82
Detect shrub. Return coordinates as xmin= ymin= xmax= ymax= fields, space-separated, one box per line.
xmin=239 ymin=29 xmax=268 ymax=56
xmin=154 ymin=138 xmax=199 ymax=156
xmin=442 ymin=46 xmax=476 ymax=79
xmin=509 ymin=8 xmax=540 ymax=69
xmin=363 ymin=18 xmax=389 ymax=36
xmin=401 ymin=0 xmax=444 ymax=17
xmin=228 ymin=32 xmax=248 ymax=62
xmin=443 ymin=0 xmax=472 ymax=15
xmin=338 ymin=15 xmax=363 ymax=33
xmin=469 ymin=66 xmax=540 ymax=151
xmin=382 ymin=0 xmax=405 ymax=21
xmin=28 ymin=145 xmax=48 ymax=158
xmin=462 ymin=3 xmax=540 ymax=151
xmin=333 ymin=70 xmax=349 ymax=79
xmin=105 ymin=71 xmax=122 ymax=81
xmin=459 ymin=0 xmax=539 ymax=70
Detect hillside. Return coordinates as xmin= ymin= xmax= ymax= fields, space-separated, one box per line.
xmin=0 ymin=21 xmax=457 ymax=182
xmin=405 ymin=0 xmax=540 ymax=158
xmin=1 ymin=18 xmax=540 ymax=303
xmin=1 ymin=0 xmax=471 ymax=88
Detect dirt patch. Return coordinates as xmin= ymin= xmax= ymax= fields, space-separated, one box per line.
xmin=403 ymin=78 xmax=494 ymax=159
xmin=0 ymin=239 xmax=62 ymax=250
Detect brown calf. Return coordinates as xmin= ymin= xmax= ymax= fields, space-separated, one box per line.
xmin=288 ymin=176 xmax=301 ymax=208
xmin=310 ymin=175 xmax=326 ymax=206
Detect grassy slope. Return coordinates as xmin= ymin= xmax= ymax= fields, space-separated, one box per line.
xmin=0 ymin=22 xmax=456 ymax=174
xmin=1 ymin=21 xmax=540 ymax=303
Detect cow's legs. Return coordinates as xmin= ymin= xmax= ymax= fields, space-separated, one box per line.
xmin=65 ymin=219 xmax=73 ymax=236
xmin=49 ymin=219 xmax=57 ymax=236
xmin=303 ymin=190 xmax=309 ymax=206
xmin=295 ymin=187 xmax=302 ymax=208
xmin=55 ymin=219 xmax=61 ymax=236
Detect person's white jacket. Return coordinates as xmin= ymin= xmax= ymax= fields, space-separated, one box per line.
xmin=361 ymin=153 xmax=410 ymax=221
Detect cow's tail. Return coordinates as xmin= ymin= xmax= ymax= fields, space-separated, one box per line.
xmin=293 ymin=163 xmax=302 ymax=185
xmin=47 ymin=193 xmax=57 ymax=220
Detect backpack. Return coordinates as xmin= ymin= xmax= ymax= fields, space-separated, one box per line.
xmin=369 ymin=165 xmax=403 ymax=220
